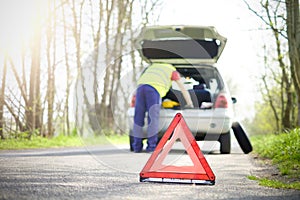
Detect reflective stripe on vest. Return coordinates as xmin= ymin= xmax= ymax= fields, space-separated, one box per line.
xmin=138 ymin=63 xmax=176 ymax=97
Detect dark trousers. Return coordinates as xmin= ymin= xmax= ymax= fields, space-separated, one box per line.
xmin=133 ymin=84 xmax=161 ymax=152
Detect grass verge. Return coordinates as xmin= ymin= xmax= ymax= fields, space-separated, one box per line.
xmin=248 ymin=175 xmax=300 ymax=190
xmin=0 ymin=134 xmax=128 ymax=150
xmin=250 ymin=128 xmax=300 ymax=190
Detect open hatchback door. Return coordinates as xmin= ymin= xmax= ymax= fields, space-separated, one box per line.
xmin=135 ymin=25 xmax=227 ymax=65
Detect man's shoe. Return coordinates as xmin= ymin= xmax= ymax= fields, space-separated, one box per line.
xmin=133 ymin=149 xmax=142 ymax=153
xmin=146 ymin=148 xmax=155 ymax=153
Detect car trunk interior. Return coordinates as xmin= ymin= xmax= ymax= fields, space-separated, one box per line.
xmin=162 ymin=66 xmax=223 ymax=109
xmin=141 ymin=39 xmax=219 ymax=59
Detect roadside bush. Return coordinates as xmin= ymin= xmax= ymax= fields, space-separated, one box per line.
xmin=251 ymin=128 xmax=300 ymax=178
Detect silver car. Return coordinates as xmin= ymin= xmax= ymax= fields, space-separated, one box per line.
xmin=127 ymin=25 xmax=236 ymax=154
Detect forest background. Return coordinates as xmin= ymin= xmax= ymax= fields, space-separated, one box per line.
xmin=0 ymin=0 xmax=299 ymax=140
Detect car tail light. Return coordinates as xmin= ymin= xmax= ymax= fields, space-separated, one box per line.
xmin=130 ymin=95 xmax=136 ymax=107
xmin=214 ymin=93 xmax=229 ymax=108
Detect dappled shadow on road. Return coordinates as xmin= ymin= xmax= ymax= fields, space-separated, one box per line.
xmin=223 ymin=194 xmax=300 ymax=200
xmin=0 ymin=147 xmax=130 ymax=158
xmin=0 ymin=145 xmax=246 ymax=158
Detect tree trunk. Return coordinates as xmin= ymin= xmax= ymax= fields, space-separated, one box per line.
xmin=26 ymin=39 xmax=41 ymax=136
xmin=71 ymin=0 xmax=88 ymax=136
xmin=24 ymin=3 xmax=43 ymax=138
xmin=274 ymin=31 xmax=293 ymax=129
xmin=286 ymin=0 xmax=300 ymax=127
xmin=62 ymin=2 xmax=71 ymax=136
xmin=0 ymin=57 xmax=7 ymax=139
xmin=90 ymin=0 xmax=103 ymax=105
xmin=46 ymin=1 xmax=57 ymax=138
xmin=99 ymin=0 xmax=115 ymax=131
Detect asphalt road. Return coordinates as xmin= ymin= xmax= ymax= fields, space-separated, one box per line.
xmin=0 ymin=138 xmax=299 ymax=200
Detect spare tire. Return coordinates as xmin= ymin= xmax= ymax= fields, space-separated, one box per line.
xmin=231 ymin=122 xmax=253 ymax=154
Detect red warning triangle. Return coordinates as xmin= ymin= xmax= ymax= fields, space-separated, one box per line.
xmin=140 ymin=113 xmax=215 ymax=185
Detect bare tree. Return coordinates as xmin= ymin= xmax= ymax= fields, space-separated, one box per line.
xmin=96 ymin=0 xmax=162 ymax=133
xmin=2 ymin=2 xmax=49 ymax=138
xmin=46 ymin=0 xmax=57 ymax=137
xmin=261 ymin=51 xmax=280 ymax=131
xmin=244 ymin=0 xmax=296 ymax=130
xmin=98 ymin=0 xmax=115 ymax=131
xmin=0 ymin=56 xmax=7 ymax=139
xmin=3 ymin=93 xmax=26 ymax=134
xmin=69 ymin=0 xmax=89 ymax=136
xmin=0 ymin=0 xmax=163 ymax=139
xmin=89 ymin=0 xmax=103 ymax=105
xmin=26 ymin=6 xmax=43 ymax=137
xmin=62 ymin=1 xmax=72 ymax=136
xmin=6 ymin=57 xmax=28 ymax=134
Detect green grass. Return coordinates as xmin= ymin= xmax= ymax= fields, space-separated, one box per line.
xmin=0 ymin=134 xmax=128 ymax=150
xmin=81 ymin=134 xmax=128 ymax=146
xmin=0 ymin=135 xmax=82 ymax=150
xmin=250 ymin=128 xmax=300 ymax=190
xmin=248 ymin=175 xmax=300 ymax=190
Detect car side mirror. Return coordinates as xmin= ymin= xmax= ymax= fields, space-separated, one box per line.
xmin=231 ymin=97 xmax=237 ymax=104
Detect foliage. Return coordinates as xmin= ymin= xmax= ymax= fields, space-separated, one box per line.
xmin=252 ymin=128 xmax=300 ymax=176
xmin=250 ymin=128 xmax=300 ymax=190
xmin=244 ymin=101 xmax=278 ymax=135
xmin=244 ymin=83 xmax=298 ymax=135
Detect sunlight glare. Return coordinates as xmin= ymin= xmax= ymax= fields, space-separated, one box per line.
xmin=0 ymin=0 xmax=47 ymax=56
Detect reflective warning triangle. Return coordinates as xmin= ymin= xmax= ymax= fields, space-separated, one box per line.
xmin=140 ymin=113 xmax=215 ymax=185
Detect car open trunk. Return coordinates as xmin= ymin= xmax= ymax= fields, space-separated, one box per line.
xmin=135 ymin=25 xmax=227 ymax=64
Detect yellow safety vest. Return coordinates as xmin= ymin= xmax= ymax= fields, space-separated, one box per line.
xmin=138 ymin=63 xmax=176 ymax=97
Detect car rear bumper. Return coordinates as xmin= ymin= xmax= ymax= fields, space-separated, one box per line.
xmin=127 ymin=108 xmax=233 ymax=137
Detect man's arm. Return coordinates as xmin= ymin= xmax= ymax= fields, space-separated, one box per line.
xmin=174 ymin=79 xmax=194 ymax=108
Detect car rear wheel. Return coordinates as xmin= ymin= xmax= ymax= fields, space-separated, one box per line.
xmin=219 ymin=132 xmax=231 ymax=154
